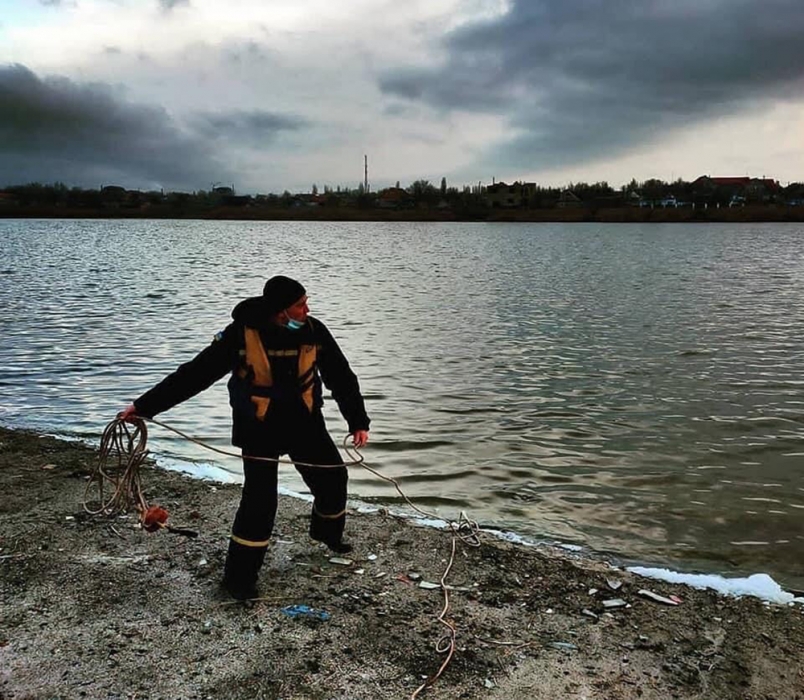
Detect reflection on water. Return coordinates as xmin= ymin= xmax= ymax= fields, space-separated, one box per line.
xmin=1 ymin=219 xmax=803 ymax=587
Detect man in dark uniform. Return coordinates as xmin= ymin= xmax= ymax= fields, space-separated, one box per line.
xmin=120 ymin=275 xmax=370 ymax=600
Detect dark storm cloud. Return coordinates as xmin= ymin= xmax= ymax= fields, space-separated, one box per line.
xmin=193 ymin=110 xmax=308 ymax=145
xmin=0 ymin=64 xmax=231 ymax=189
xmin=380 ymin=0 xmax=804 ymax=169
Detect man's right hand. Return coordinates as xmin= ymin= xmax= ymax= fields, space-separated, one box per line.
xmin=118 ymin=403 xmax=139 ymax=423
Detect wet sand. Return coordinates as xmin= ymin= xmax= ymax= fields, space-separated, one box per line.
xmin=1 ymin=426 xmax=803 ymax=699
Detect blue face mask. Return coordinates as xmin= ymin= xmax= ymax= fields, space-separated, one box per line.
xmin=284 ymin=316 xmax=305 ymax=331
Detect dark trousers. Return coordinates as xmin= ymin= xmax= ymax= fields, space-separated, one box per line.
xmin=223 ymin=420 xmax=347 ymax=588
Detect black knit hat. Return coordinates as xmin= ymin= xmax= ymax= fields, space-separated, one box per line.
xmin=262 ymin=275 xmax=306 ymax=315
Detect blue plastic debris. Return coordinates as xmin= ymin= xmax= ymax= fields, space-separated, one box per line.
xmin=281 ymin=605 xmax=331 ymax=621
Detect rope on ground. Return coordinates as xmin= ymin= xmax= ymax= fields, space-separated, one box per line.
xmin=87 ymin=415 xmax=481 ymax=698
xmin=341 ymin=439 xmax=481 ymax=698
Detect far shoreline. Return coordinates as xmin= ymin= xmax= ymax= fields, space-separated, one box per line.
xmin=2 ymin=203 xmax=804 ymax=224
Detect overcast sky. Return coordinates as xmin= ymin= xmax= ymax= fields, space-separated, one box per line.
xmin=1 ymin=0 xmax=803 ymax=193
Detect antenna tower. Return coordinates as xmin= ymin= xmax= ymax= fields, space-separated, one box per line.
xmin=364 ymin=155 xmax=369 ymax=193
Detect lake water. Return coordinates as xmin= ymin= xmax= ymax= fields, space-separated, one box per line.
xmin=1 ymin=219 xmax=803 ymax=588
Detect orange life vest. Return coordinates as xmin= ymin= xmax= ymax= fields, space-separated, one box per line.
xmin=237 ymin=326 xmax=318 ymax=420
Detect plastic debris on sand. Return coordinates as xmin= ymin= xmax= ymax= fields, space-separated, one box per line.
xmin=638 ymin=589 xmax=681 ymax=606
xmin=328 ymin=557 xmax=353 ymax=566
xmin=281 ymin=605 xmax=331 ymax=621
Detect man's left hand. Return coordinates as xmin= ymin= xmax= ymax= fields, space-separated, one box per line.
xmin=352 ymin=430 xmax=369 ymax=449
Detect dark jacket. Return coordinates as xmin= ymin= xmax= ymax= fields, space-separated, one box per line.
xmin=134 ymin=297 xmax=370 ymax=449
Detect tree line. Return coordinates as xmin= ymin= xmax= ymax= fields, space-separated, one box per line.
xmin=1 ymin=176 xmax=803 ymax=213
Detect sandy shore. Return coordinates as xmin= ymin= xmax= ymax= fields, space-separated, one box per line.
xmin=1 ymin=425 xmax=803 ymax=699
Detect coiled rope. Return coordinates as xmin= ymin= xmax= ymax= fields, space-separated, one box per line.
xmin=86 ymin=415 xmax=481 ymax=698
xmin=84 ymin=417 xmax=150 ymax=516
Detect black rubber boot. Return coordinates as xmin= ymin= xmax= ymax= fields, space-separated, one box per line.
xmin=222 ymin=540 xmax=267 ymax=600
xmin=309 ymin=511 xmax=351 ymax=553
xmin=322 ymin=539 xmax=353 ymax=555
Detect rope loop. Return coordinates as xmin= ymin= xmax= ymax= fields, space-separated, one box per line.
xmin=84 ymin=417 xmax=149 ymax=516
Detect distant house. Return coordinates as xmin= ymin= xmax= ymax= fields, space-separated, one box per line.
xmin=692 ymin=176 xmax=749 ymax=207
xmin=100 ymin=185 xmax=128 ymax=208
xmin=485 ymin=181 xmax=537 ymax=208
xmin=100 ymin=185 xmax=127 ymax=201
xmin=693 ymin=176 xmax=750 ymax=189
xmin=556 ymin=190 xmax=582 ymax=208
xmin=292 ymin=194 xmax=322 ymax=208
xmin=100 ymin=185 xmax=127 ymax=196
xmin=209 ymin=186 xmax=251 ymax=206
xmin=377 ymin=187 xmax=413 ymax=209
xmin=693 ymin=175 xmax=780 ymax=206
xmin=745 ymin=178 xmax=780 ymax=202
xmin=316 ymin=193 xmax=342 ymax=208
xmin=626 ymin=191 xmax=641 ymax=206
xmin=784 ymin=183 xmax=804 ymax=206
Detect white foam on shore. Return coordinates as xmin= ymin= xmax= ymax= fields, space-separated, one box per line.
xmin=279 ymin=486 xmax=312 ymax=503
xmin=156 ymin=456 xmax=241 ymax=484
xmin=350 ymin=499 xmax=449 ymax=530
xmin=628 ymin=567 xmax=804 ymax=606
xmin=480 ymin=526 xmax=585 ymax=552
